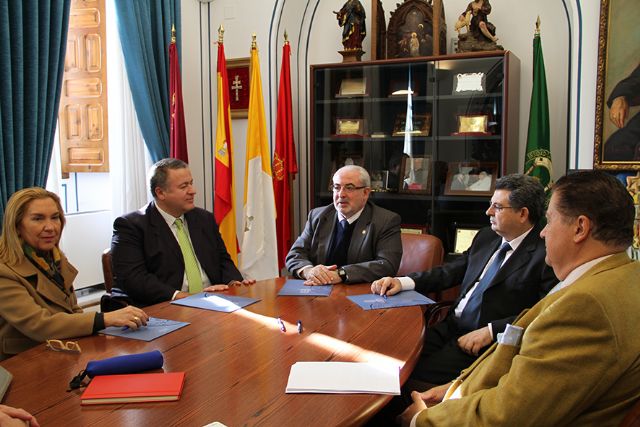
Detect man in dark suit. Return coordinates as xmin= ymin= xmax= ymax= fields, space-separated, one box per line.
xmin=372 ymin=174 xmax=557 ymax=384
xmin=604 ymin=63 xmax=640 ymax=161
xmin=111 ymin=158 xmax=254 ymax=307
xmin=400 ymin=171 xmax=640 ymax=427
xmin=286 ymin=165 xmax=402 ymax=285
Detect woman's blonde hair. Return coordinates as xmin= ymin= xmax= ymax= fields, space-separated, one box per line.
xmin=0 ymin=187 xmax=66 ymax=266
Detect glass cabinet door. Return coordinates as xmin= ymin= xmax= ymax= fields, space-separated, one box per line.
xmin=311 ymin=52 xmax=519 ymax=252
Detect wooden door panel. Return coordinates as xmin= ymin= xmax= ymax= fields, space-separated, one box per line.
xmin=59 ymin=0 xmax=109 ymax=175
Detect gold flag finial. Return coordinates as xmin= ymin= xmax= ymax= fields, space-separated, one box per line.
xmin=284 ymin=30 xmax=289 ymax=45
xmin=218 ymin=26 xmax=224 ymax=44
xmin=171 ymin=24 xmax=176 ymax=44
xmin=535 ymin=16 xmax=541 ymax=35
xmin=251 ymin=33 xmax=257 ymax=50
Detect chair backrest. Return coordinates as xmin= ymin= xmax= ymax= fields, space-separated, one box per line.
xmin=397 ymin=233 xmax=444 ymax=276
xmin=621 ymin=398 xmax=640 ymax=427
xmin=101 ymin=248 xmax=113 ymax=292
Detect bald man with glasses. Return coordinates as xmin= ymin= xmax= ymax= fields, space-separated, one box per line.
xmin=286 ymin=165 xmax=402 ymax=285
xmin=372 ymin=173 xmax=557 ymax=385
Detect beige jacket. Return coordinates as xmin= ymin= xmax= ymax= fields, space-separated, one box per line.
xmin=416 ymin=253 xmax=640 ymax=426
xmin=0 ymin=255 xmax=95 ymax=360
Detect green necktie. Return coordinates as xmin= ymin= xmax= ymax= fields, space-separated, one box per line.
xmin=174 ymin=218 xmax=203 ymax=293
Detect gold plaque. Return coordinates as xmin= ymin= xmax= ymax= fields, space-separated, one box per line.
xmin=455 ymin=114 xmax=489 ymax=134
xmin=335 ymin=118 xmax=365 ymax=136
xmin=336 ymin=78 xmax=367 ymax=97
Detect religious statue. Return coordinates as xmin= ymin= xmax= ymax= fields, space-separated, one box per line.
xmin=455 ymin=0 xmax=503 ymax=52
xmin=335 ymin=0 xmax=366 ymax=62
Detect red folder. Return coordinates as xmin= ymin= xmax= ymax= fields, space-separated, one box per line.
xmin=81 ymin=372 xmax=185 ymax=405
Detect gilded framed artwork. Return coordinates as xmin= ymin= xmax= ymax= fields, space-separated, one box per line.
xmin=226 ymin=57 xmax=250 ymax=119
xmin=593 ymin=0 xmax=640 ymax=170
xmin=392 ymin=113 xmax=432 ymax=136
xmin=335 ymin=118 xmax=365 ymax=136
xmin=453 ymin=114 xmax=490 ymax=135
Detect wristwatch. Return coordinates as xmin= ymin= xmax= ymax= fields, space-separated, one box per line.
xmin=338 ymin=267 xmax=348 ymax=283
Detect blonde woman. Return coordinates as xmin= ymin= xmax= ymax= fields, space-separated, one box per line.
xmin=0 ymin=188 xmax=148 ymax=360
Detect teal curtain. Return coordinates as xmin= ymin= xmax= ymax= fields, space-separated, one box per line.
xmin=0 ymin=0 xmax=70 ymax=225
xmin=114 ymin=0 xmax=181 ymax=162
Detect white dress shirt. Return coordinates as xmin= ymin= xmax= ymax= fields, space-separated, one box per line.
xmin=155 ymin=205 xmax=211 ymax=298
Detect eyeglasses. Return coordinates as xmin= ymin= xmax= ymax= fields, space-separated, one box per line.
xmin=488 ymin=203 xmax=519 ymax=212
xmin=46 ymin=339 xmax=81 ymax=353
xmin=330 ymin=184 xmax=367 ymax=193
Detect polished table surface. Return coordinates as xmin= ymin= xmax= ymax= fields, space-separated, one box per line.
xmin=1 ymin=278 xmax=425 ymax=426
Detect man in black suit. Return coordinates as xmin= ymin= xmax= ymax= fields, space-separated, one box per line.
xmin=372 ymin=174 xmax=557 ymax=384
xmin=111 ymin=158 xmax=254 ymax=307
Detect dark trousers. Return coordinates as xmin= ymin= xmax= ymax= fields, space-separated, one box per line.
xmin=411 ymin=315 xmax=480 ymax=385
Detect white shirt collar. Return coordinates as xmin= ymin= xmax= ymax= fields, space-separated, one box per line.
xmin=155 ymin=203 xmax=185 ymax=227
xmin=337 ymin=206 xmax=365 ymax=224
xmin=547 ymin=254 xmax=614 ymax=295
xmin=502 ymin=226 xmax=533 ymax=251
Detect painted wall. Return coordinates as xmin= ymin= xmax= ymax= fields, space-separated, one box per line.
xmin=180 ymin=0 xmax=602 ymax=238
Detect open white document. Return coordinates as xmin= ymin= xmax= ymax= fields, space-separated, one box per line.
xmin=285 ymin=362 xmax=400 ymax=395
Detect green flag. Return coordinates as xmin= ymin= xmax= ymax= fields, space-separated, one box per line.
xmin=524 ymin=26 xmax=552 ymax=192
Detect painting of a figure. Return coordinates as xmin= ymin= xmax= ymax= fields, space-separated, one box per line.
xmin=594 ymin=0 xmax=640 ymax=170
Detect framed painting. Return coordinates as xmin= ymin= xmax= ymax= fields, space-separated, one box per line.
xmin=444 ymin=162 xmax=498 ymax=197
xmin=226 ymin=57 xmax=250 ymax=119
xmin=400 ymin=155 xmax=432 ymax=194
xmin=593 ymin=0 xmax=640 ymax=170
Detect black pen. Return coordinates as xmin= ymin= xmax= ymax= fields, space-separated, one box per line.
xmin=297 ymin=320 xmax=303 ymax=334
xmin=277 ymin=317 xmax=286 ymax=332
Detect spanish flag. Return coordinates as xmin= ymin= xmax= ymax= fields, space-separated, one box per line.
xmin=214 ymin=28 xmax=238 ymax=264
xmin=240 ymin=35 xmax=278 ymax=280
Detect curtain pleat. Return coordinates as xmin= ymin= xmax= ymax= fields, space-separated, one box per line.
xmin=0 ymin=0 xmax=71 ymax=226
xmin=114 ymin=0 xmax=181 ymax=163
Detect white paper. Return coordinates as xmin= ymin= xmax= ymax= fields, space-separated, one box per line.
xmin=285 ymin=362 xmax=400 ymax=395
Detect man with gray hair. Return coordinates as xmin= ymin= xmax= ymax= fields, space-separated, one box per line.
xmin=373 ymin=173 xmax=557 ymax=384
xmin=286 ymin=165 xmax=402 ymax=285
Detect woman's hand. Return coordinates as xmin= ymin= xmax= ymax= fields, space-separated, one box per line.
xmin=103 ymin=306 xmax=149 ymax=330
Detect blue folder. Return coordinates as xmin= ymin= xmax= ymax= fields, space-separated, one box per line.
xmin=170 ymin=292 xmax=260 ymax=312
xmin=278 ymin=279 xmax=333 ymax=297
xmin=99 ymin=317 xmax=190 ymax=341
xmin=347 ymin=291 xmax=435 ymax=311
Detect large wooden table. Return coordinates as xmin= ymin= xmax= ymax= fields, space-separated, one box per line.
xmin=1 ymin=278 xmax=425 ymax=426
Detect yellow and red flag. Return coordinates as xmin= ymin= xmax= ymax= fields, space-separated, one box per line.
xmin=169 ymin=25 xmax=188 ymax=161
xmin=214 ymin=29 xmax=238 ymax=264
xmin=240 ymin=36 xmax=278 ymax=279
xmin=273 ymin=35 xmax=298 ymax=269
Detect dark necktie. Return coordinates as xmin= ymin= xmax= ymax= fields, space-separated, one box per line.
xmin=327 ymin=219 xmax=349 ymax=266
xmin=457 ymin=242 xmax=511 ymax=331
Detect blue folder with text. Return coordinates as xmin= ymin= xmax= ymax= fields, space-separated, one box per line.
xmin=347 ymin=291 xmax=435 ymax=311
xmin=170 ymin=292 xmax=260 ymax=312
xmin=99 ymin=317 xmax=190 ymax=341
xmin=278 ymin=279 xmax=333 ymax=297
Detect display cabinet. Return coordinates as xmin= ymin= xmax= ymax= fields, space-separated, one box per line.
xmin=310 ymin=51 xmax=520 ymax=252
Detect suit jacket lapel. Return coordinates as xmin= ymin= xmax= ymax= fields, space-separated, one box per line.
xmin=348 ymin=203 xmax=372 ymax=261
xmin=459 ymin=236 xmax=500 ymax=299
xmin=148 ymin=202 xmax=182 ymax=263
xmin=11 ymin=257 xmax=78 ymax=311
xmin=317 ymin=209 xmax=337 ymax=265
xmin=486 ymin=224 xmax=542 ymax=290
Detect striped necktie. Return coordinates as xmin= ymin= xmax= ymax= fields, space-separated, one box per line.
xmin=457 ymin=242 xmax=511 ymax=331
xmin=174 ymin=218 xmax=203 ymax=293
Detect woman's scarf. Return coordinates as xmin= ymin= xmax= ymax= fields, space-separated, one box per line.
xmin=23 ymin=244 xmax=65 ymax=289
